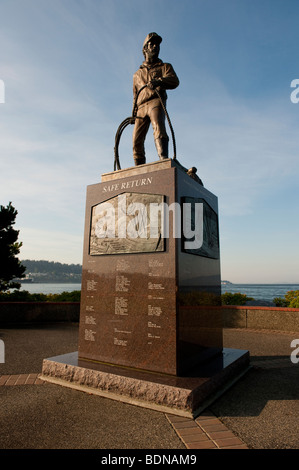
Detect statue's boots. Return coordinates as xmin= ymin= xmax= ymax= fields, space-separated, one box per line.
xmin=133 ymin=155 xmax=146 ymax=166
xmin=155 ymin=137 xmax=169 ymax=160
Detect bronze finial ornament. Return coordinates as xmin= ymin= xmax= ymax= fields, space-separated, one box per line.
xmin=113 ymin=33 xmax=179 ymax=170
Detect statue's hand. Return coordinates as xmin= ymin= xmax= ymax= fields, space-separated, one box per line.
xmin=147 ymin=79 xmax=161 ymax=90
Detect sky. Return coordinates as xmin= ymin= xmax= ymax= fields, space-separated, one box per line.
xmin=1 ymin=0 xmax=299 ymax=283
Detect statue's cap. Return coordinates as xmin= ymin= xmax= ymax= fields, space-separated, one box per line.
xmin=143 ymin=32 xmax=162 ymax=49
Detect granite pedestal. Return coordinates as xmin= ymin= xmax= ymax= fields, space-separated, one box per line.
xmin=41 ymin=159 xmax=249 ymax=417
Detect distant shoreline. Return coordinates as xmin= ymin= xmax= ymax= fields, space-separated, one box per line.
xmin=20 ymin=281 xmax=82 ymax=284
xmin=21 ymin=281 xmax=299 ymax=285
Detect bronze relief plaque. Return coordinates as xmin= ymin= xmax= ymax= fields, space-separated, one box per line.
xmin=89 ymin=192 xmax=164 ymax=255
xmin=181 ymin=196 xmax=219 ymax=259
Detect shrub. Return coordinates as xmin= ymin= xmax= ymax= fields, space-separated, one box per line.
xmin=274 ymin=290 xmax=299 ymax=308
xmin=221 ymin=292 xmax=254 ymax=305
xmin=46 ymin=291 xmax=81 ymax=302
xmin=273 ymin=297 xmax=288 ymax=307
xmin=0 ymin=290 xmax=81 ymax=302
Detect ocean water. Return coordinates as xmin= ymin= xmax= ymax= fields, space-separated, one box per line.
xmin=222 ymin=284 xmax=299 ymax=302
xmin=19 ymin=282 xmax=299 ymax=303
xmin=19 ymin=283 xmax=82 ymax=294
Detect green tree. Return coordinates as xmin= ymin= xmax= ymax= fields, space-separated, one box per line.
xmin=0 ymin=202 xmax=26 ymax=292
xmin=273 ymin=290 xmax=299 ymax=308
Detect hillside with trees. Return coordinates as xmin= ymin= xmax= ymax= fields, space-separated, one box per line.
xmin=21 ymin=259 xmax=82 ymax=283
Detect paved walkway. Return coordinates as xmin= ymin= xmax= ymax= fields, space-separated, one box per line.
xmin=0 ymin=372 xmax=249 ymax=449
xmin=0 ymin=324 xmax=298 ymax=449
xmin=0 ymin=373 xmax=44 ymax=386
xmin=0 ymin=373 xmax=247 ymax=449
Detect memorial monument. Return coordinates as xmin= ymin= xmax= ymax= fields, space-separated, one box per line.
xmin=41 ymin=33 xmax=249 ymax=417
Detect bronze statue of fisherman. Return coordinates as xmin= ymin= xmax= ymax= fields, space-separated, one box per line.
xmin=132 ymin=33 xmax=179 ymax=165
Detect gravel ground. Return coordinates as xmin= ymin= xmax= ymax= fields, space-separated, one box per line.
xmin=0 ymin=323 xmax=185 ymax=450
xmin=210 ymin=328 xmax=299 ymax=449
xmin=1 ymin=323 xmax=299 ymax=450
xmin=0 ymin=384 xmax=185 ymax=449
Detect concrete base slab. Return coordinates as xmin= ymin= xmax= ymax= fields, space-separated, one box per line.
xmin=41 ymin=348 xmax=250 ymax=418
